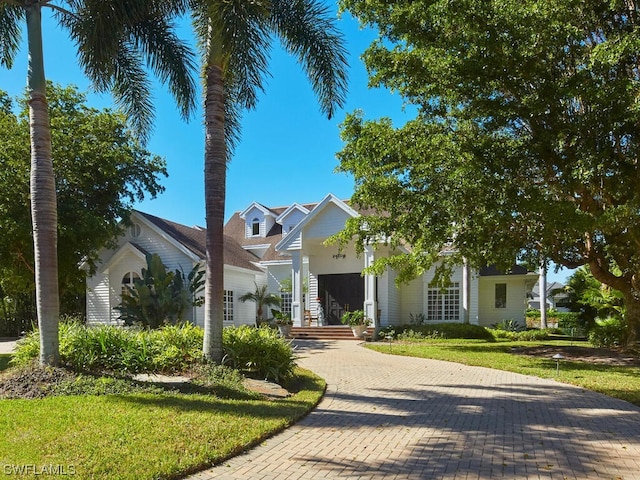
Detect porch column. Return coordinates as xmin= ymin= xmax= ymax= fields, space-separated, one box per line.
xmin=363 ymin=245 xmax=377 ymax=327
xmin=291 ymin=250 xmax=303 ymax=326
xmin=462 ymin=259 xmax=470 ymax=324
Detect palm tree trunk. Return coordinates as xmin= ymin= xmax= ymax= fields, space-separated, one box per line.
xmin=26 ymin=5 xmax=60 ymax=366
xmin=202 ymin=61 xmax=226 ymax=363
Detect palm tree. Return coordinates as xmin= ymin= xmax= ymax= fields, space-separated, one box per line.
xmin=192 ymin=0 xmax=349 ymax=362
xmin=0 ymin=0 xmax=196 ymax=365
xmin=239 ymin=283 xmax=282 ymax=327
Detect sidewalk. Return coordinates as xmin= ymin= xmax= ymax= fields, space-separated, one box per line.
xmin=188 ymin=339 xmax=640 ymax=480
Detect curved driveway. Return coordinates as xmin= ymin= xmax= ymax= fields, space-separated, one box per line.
xmin=190 ymin=340 xmax=640 ymax=479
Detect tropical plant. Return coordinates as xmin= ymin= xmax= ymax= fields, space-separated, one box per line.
xmin=0 ymin=0 xmax=196 ymax=365
xmin=116 ymin=254 xmax=204 ymax=329
xmin=239 ymin=283 xmax=281 ymax=327
xmin=193 ymin=0 xmax=349 ymax=363
xmin=222 ymin=325 xmax=296 ymax=382
xmin=271 ymin=308 xmax=293 ymax=326
xmin=341 ymin=310 xmax=371 ymax=327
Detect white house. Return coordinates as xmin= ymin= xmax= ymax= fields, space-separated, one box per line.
xmin=86 ymin=193 xmax=537 ymax=328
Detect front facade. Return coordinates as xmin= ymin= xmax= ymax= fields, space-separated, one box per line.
xmin=86 ymin=194 xmax=536 ymax=328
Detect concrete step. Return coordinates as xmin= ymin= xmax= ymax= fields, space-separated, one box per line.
xmin=290 ymin=326 xmax=373 ymax=340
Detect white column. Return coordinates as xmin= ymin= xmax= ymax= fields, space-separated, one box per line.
xmin=539 ymin=264 xmax=548 ymax=329
xmin=462 ymin=259 xmax=470 ymax=324
xmin=291 ymin=250 xmax=303 ymax=326
xmin=363 ymin=245 xmax=377 ymax=327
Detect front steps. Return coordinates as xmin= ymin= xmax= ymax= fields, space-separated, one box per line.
xmin=290 ymin=326 xmax=374 ymax=341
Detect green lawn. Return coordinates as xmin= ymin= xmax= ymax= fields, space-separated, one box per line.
xmin=0 ymin=362 xmax=325 ymax=479
xmin=368 ymin=339 xmax=640 ymax=407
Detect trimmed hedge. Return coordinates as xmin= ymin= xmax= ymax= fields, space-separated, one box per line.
xmin=380 ymin=323 xmax=495 ymax=341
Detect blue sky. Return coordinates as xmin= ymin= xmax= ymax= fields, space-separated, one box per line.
xmin=0 ymin=5 xmax=572 ymax=284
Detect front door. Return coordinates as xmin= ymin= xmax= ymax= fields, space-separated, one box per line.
xmin=318 ymin=273 xmax=364 ymax=325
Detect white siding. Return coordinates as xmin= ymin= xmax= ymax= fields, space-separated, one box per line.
xmin=108 ymin=251 xmax=147 ymax=324
xmin=399 ymin=277 xmax=423 ymax=324
xmin=86 ymin=272 xmax=110 ymax=325
xmin=224 ymin=269 xmax=264 ymax=326
xmin=305 ymin=204 xmax=351 ymax=239
xmin=281 ymin=209 xmax=307 ymax=237
xmin=378 ymin=268 xmax=400 ymax=327
xmin=477 ymin=276 xmax=529 ymax=327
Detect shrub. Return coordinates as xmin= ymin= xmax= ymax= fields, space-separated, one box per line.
xmin=588 ymin=317 xmax=627 ymax=348
xmin=492 ymin=319 xmax=524 ymax=332
xmin=381 ymin=323 xmax=494 ymax=341
xmin=408 ymin=312 xmax=428 ymax=325
xmin=12 ymin=322 xmax=203 ymax=374
xmin=222 ymin=325 xmax=296 ymax=383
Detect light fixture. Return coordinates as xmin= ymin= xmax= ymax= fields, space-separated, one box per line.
xmin=552 ymin=353 xmax=564 ymax=375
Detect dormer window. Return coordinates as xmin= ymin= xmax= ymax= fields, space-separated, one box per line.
xmin=251 ymin=218 xmax=260 ymax=236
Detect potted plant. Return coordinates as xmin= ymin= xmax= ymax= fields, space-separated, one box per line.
xmin=271 ymin=309 xmax=293 ymax=338
xmin=341 ymin=310 xmax=372 ymax=338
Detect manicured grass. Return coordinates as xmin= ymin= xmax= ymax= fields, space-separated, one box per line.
xmin=0 ymin=367 xmax=325 ymax=479
xmin=368 ymin=339 xmax=640 ymax=407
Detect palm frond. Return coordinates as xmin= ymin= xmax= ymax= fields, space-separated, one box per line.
xmin=270 ymin=0 xmax=349 ymax=119
xmin=128 ymin=16 xmax=198 ymax=120
xmin=0 ymin=3 xmax=24 ymax=69
xmin=58 ymin=0 xmax=197 ymax=139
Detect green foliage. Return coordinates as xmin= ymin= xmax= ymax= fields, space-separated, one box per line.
xmin=116 ymin=254 xmax=204 ymax=328
xmin=13 ymin=321 xmax=204 ymax=374
xmin=382 ymin=323 xmax=494 ymax=341
xmin=408 ymin=312 xmax=428 ymax=325
xmin=341 ymin=310 xmax=371 ymax=326
xmin=0 ymin=84 xmax=169 ymax=333
xmin=271 ymin=309 xmax=292 ymax=326
xmin=588 ymin=318 xmax=627 ymax=348
xmin=222 ymin=326 xmax=296 ymax=383
xmin=338 ymin=0 xmax=640 ymax=342
xmin=491 ymin=329 xmax=550 ymax=342
xmin=492 ymin=319 xmax=524 ymax=332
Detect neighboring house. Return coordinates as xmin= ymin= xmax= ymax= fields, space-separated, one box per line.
xmin=528 ymin=281 xmax=570 ymax=312
xmin=86 ymin=193 xmax=537 ymax=328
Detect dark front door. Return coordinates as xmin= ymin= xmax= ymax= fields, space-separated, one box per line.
xmin=318 ymin=273 xmax=364 ymax=325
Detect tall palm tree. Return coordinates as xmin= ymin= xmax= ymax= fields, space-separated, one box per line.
xmin=192 ymin=0 xmax=349 ymax=363
xmin=0 ymin=0 xmax=197 ymax=365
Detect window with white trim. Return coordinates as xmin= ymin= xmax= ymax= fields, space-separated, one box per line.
xmin=495 ymin=283 xmax=507 ymax=308
xmin=426 ymin=282 xmax=460 ymax=321
xmin=251 ymin=218 xmax=260 ymax=236
xmin=280 ymin=292 xmax=292 ymax=317
xmin=121 ymin=272 xmax=140 ymax=297
xmin=223 ymin=290 xmax=234 ymax=322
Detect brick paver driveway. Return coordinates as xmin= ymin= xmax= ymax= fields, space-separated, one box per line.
xmin=189 ymin=340 xmax=640 ymax=479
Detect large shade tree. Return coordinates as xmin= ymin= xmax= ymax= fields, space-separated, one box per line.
xmin=0 ymin=0 xmax=196 ymax=365
xmin=0 ymin=84 xmax=169 ymax=332
xmin=191 ymin=0 xmax=349 ymax=362
xmin=337 ymin=0 xmax=640 ymax=345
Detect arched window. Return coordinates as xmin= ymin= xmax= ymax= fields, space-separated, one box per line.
xmin=121 ymin=272 xmax=140 ymax=297
xmin=129 ymin=223 xmax=141 ymax=238
xmin=251 ymin=218 xmax=260 ymax=236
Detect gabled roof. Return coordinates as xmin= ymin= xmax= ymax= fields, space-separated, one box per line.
xmin=276 ymin=194 xmax=358 ymax=251
xmin=239 ymin=202 xmax=277 ymax=220
xmin=134 ymin=211 xmax=263 ymax=272
xmin=276 ymin=203 xmax=310 ymax=223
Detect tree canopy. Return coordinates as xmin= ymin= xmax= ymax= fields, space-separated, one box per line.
xmin=337 ymin=0 xmax=640 ymax=344
xmin=0 ymin=84 xmax=167 ymax=332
